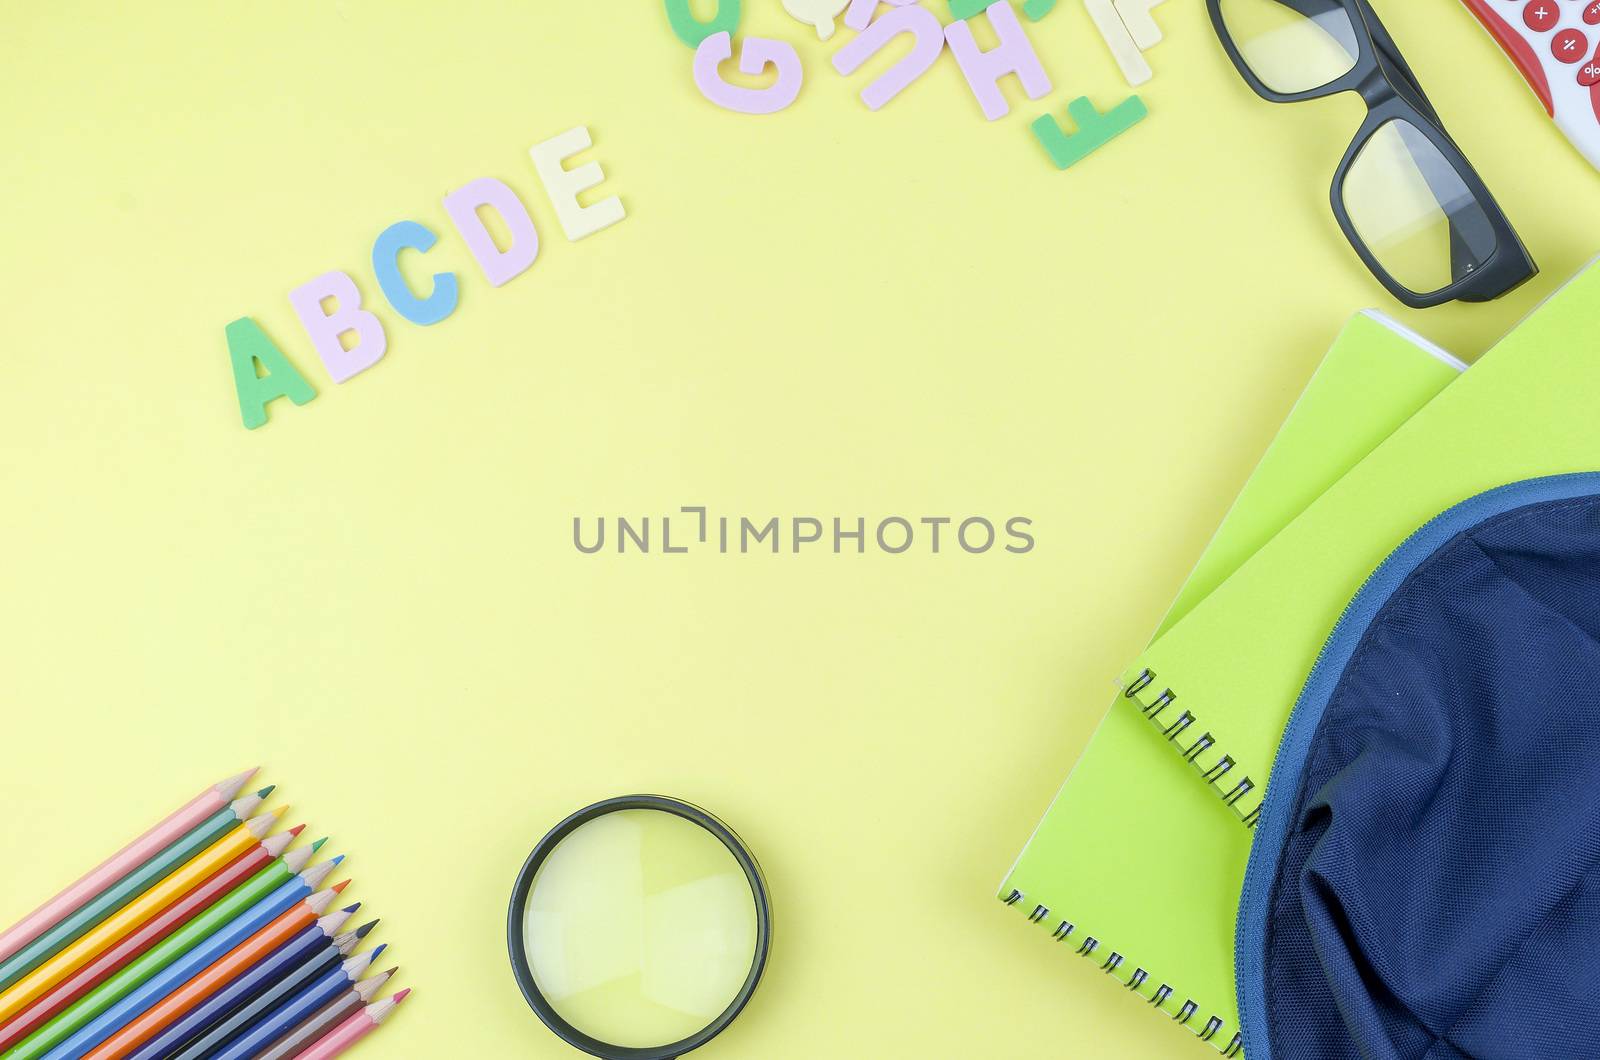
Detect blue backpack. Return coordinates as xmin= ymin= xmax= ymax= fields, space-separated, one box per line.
xmin=1237 ymin=474 xmax=1600 ymax=1060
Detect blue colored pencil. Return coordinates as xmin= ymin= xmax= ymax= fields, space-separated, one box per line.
xmin=123 ymin=918 xmax=375 ymax=1060
xmin=201 ymin=953 xmax=388 ymax=1060
xmin=41 ymin=862 xmax=341 ymax=1059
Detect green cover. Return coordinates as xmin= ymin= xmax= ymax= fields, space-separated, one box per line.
xmin=1104 ymin=260 xmax=1600 ymax=1041
xmin=1134 ymin=257 xmax=1600 ymax=789
xmin=1000 ymin=310 xmax=1463 ymax=1051
xmin=1158 ymin=312 xmax=1465 ymax=637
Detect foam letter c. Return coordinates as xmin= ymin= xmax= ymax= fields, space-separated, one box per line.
xmin=372 ymin=221 xmax=459 ymax=326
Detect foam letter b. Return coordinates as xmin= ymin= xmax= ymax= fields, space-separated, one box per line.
xmin=288 ymin=271 xmax=388 ymax=383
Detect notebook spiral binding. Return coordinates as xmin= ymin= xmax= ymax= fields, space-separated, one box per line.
xmin=1001 ymin=889 xmax=1244 ymax=1058
xmin=1124 ymin=668 xmax=1264 ymax=829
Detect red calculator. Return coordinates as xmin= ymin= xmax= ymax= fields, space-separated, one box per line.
xmin=1461 ymin=0 xmax=1600 ymax=169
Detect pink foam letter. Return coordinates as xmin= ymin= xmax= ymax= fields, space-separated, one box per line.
xmin=442 ymin=177 xmax=541 ymax=287
xmin=832 ymin=5 xmax=944 ymax=110
xmin=692 ymin=31 xmax=803 ymax=115
xmin=288 ymin=271 xmax=387 ymax=383
xmin=843 ymin=0 xmax=919 ymax=32
xmin=945 ymin=1 xmax=1052 ymax=120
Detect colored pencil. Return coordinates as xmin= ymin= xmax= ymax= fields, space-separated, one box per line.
xmin=130 ymin=921 xmax=377 ymax=1060
xmin=79 ymin=891 xmax=355 ymax=1059
xmin=198 ymin=953 xmax=388 ymax=1060
xmin=5 ymin=844 xmax=327 ymax=1060
xmin=0 ymin=798 xmax=278 ymax=994
xmin=35 ymin=875 xmax=342 ymax=1060
xmin=0 ymin=810 xmax=295 ymax=1024
xmin=0 ymin=834 xmax=306 ymax=1055
xmin=296 ymin=990 xmax=409 ymax=1060
xmin=0 ymin=770 xmax=256 ymax=966
xmin=3 ymin=844 xmax=326 ymax=1060
xmin=250 ymin=969 xmax=390 ymax=1060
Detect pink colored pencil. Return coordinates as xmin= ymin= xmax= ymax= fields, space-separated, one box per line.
xmin=298 ymin=990 xmax=409 ymax=1059
xmin=0 ymin=769 xmax=258 ymax=964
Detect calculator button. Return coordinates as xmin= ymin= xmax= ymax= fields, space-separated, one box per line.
xmin=1554 ymin=29 xmax=1589 ymax=62
xmin=1587 ymin=2 xmax=1600 ymax=27
xmin=1581 ymin=59 xmax=1600 ymax=85
xmin=1524 ymin=1 xmax=1559 ymax=32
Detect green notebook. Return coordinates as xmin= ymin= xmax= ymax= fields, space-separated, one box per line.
xmin=1102 ymin=256 xmax=1600 ymax=1054
xmin=1123 ymin=256 xmax=1600 ymax=826
xmin=999 ymin=310 xmax=1465 ymax=1055
xmin=1157 ymin=311 xmax=1466 ymax=638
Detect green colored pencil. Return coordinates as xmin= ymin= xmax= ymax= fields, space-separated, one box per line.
xmin=3 ymin=840 xmax=326 ymax=1060
xmin=0 ymin=789 xmax=273 ymax=993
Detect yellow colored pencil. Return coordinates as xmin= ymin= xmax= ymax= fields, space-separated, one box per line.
xmin=0 ymin=808 xmax=288 ymax=1024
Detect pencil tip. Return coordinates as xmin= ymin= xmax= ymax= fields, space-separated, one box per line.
xmin=356 ymin=920 xmax=379 ymax=938
xmin=341 ymin=902 xmax=361 ymax=914
xmin=311 ymin=837 xmax=328 ymax=852
xmin=394 ymin=988 xmax=411 ymax=1002
xmin=330 ymin=854 xmax=345 ymax=867
xmin=371 ymin=942 xmax=387 ymax=956
xmin=256 ymin=785 xmax=276 ymax=798
xmin=287 ymin=824 xmax=306 ymax=838
xmin=333 ymin=879 xmax=351 ymax=893
xmin=219 ymin=769 xmax=259 ymax=800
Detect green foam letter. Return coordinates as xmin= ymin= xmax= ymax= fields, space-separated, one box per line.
xmin=226 ymin=317 xmax=316 ymax=430
xmin=1031 ymin=95 xmax=1148 ymax=170
xmin=663 ymin=0 xmax=741 ymax=47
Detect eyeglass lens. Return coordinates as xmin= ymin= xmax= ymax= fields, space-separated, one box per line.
xmin=1343 ymin=120 xmax=1498 ymax=295
xmin=1218 ymin=0 xmax=1361 ymax=94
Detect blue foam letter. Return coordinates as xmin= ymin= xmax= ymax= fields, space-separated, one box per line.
xmin=371 ymin=220 xmax=459 ymax=326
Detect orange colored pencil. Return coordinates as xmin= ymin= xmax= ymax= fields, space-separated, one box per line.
xmin=79 ymin=884 xmax=349 ymax=1060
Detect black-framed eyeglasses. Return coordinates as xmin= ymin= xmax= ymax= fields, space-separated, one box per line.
xmin=1209 ymin=0 xmax=1537 ymax=309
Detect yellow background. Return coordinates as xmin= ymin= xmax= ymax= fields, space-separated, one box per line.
xmin=3 ymin=1 xmax=1598 ymax=1056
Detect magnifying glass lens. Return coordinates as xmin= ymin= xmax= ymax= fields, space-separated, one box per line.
xmin=521 ymin=808 xmax=759 ymax=1049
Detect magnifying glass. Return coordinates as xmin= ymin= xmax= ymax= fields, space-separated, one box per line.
xmin=507 ymin=796 xmax=772 ymax=1059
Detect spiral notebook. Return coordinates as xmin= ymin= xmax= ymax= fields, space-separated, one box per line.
xmin=999 ymin=311 xmax=1466 ymax=1055
xmin=1098 ymin=257 xmax=1600 ymax=999
xmin=1123 ymin=256 xmax=1600 ymax=823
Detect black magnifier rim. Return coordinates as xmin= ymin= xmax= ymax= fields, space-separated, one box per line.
xmin=507 ymin=795 xmax=773 ymax=1060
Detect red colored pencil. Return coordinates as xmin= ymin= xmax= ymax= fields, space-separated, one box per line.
xmin=0 ymin=833 xmax=307 ymax=1054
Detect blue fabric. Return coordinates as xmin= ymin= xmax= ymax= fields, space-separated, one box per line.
xmin=1237 ymin=475 xmax=1600 ymax=1060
